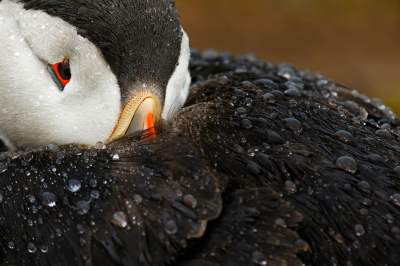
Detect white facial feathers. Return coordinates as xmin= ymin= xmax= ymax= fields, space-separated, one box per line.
xmin=162 ymin=30 xmax=191 ymax=121
xmin=0 ymin=0 xmax=121 ymax=147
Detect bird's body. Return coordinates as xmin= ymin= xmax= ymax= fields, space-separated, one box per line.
xmin=1 ymin=51 xmax=400 ymax=266
xmin=0 ymin=0 xmax=400 ymax=265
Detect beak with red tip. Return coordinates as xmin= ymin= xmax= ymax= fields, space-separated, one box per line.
xmin=107 ymin=92 xmax=161 ymax=143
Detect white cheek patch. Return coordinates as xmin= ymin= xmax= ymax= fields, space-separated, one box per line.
xmin=0 ymin=0 xmax=121 ymax=147
xmin=162 ymin=29 xmax=191 ymax=120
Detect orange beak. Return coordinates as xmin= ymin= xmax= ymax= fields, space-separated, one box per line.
xmin=107 ymin=92 xmax=161 ymax=143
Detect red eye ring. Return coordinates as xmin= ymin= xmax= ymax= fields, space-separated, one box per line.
xmin=49 ymin=59 xmax=71 ymax=89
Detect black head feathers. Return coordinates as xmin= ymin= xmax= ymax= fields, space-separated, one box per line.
xmin=20 ymin=0 xmax=183 ymax=97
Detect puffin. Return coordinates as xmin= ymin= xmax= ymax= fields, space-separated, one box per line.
xmin=0 ymin=0 xmax=191 ymax=148
xmin=1 ymin=1 xmax=400 ymax=266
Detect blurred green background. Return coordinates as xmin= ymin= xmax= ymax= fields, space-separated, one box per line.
xmin=176 ymin=0 xmax=400 ymax=113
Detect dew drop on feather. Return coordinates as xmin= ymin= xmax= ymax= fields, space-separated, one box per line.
xmin=67 ymin=179 xmax=82 ymax=193
xmin=336 ymin=156 xmax=358 ymax=174
xmin=111 ymin=211 xmax=128 ymax=228
xmin=252 ymin=251 xmax=268 ymax=265
xmin=41 ymin=192 xmax=57 ymax=208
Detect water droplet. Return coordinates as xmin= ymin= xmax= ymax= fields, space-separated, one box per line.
xmin=55 ymin=228 xmax=63 ymax=237
xmin=46 ymin=144 xmax=59 ymax=151
xmin=266 ymin=130 xmax=285 ymax=144
xmin=336 ymin=156 xmax=358 ymax=174
xmin=353 ymin=239 xmax=361 ymax=249
xmin=342 ymin=101 xmax=368 ymax=120
xmin=366 ymin=154 xmax=385 ymax=164
xmin=164 ymin=220 xmax=178 ymax=235
xmin=112 ymin=154 xmax=120 ymax=161
xmin=253 ymin=79 xmax=279 ymax=90
xmin=385 ymin=214 xmax=394 ymax=224
xmin=262 ymin=92 xmax=276 ymax=103
xmin=285 ymin=80 xmax=303 ymax=90
xmin=76 ymin=200 xmax=90 ymax=215
xmin=236 ymin=107 xmax=247 ymax=116
xmin=245 ymin=97 xmax=253 ymax=107
xmin=291 ymin=78 xmax=305 ymax=89
xmin=394 ymin=166 xmax=400 ymax=177
xmin=133 ymin=194 xmax=143 ymax=204
xmin=90 ymin=190 xmax=100 ymax=199
xmin=8 ymin=241 xmax=15 ymax=250
xmin=56 ymin=151 xmax=66 ymax=161
xmin=390 ymin=194 xmax=400 ymax=207
xmin=241 ymin=119 xmax=253 ymax=129
xmin=241 ymin=81 xmax=253 ymax=88
xmin=80 ymin=237 xmax=87 ymax=247
xmin=27 ymin=219 xmax=33 ymax=227
xmin=27 ymin=242 xmax=37 ymax=253
xmin=277 ymin=64 xmax=296 ymax=80
xmin=294 ymin=239 xmax=311 ymax=252
xmin=284 ymin=117 xmax=302 ymax=133
xmin=0 ymin=162 xmax=8 ymax=173
xmin=335 ymin=233 xmax=345 ymax=244
xmin=274 ymin=218 xmax=287 ymax=228
xmin=381 ymin=123 xmax=391 ymax=130
xmin=111 ymin=211 xmax=128 ymax=228
xmin=247 ymin=161 xmax=261 ymax=175
xmin=41 ymin=192 xmax=57 ymax=208
xmin=284 ymin=180 xmax=298 ymax=194
xmin=94 ymin=142 xmax=106 ymax=150
xmin=334 ymin=130 xmax=353 ymax=143
xmin=183 ymin=194 xmax=198 ymax=209
xmin=77 ymin=224 xmax=86 ymax=235
xmin=375 ymin=129 xmax=392 ymax=139
xmin=357 ymin=181 xmax=371 ymax=194
xmin=252 ymin=251 xmax=268 ymax=265
xmin=271 ymin=90 xmax=284 ymax=98
xmin=284 ymin=87 xmax=301 ymax=97
xmin=40 ymin=245 xmax=49 ymax=253
xmin=361 ymin=198 xmax=372 ymax=207
xmin=355 ymin=224 xmax=365 ymax=237
xmin=67 ymin=179 xmax=82 ymax=193
xmin=27 ymin=195 xmax=36 ymax=203
xmin=89 ymin=178 xmax=98 ymax=188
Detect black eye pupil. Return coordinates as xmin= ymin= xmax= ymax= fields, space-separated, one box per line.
xmin=58 ymin=62 xmax=71 ymax=80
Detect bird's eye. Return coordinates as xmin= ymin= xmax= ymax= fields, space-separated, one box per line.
xmin=48 ymin=59 xmax=71 ymax=91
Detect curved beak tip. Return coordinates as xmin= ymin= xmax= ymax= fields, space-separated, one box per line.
xmin=107 ymin=96 xmax=160 ymax=143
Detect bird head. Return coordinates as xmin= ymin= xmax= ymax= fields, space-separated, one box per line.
xmin=0 ymin=0 xmax=190 ymax=148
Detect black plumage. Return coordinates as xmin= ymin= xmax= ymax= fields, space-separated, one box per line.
xmin=1 ymin=51 xmax=400 ymax=265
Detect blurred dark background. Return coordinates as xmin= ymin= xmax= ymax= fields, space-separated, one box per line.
xmin=176 ymin=0 xmax=400 ymax=113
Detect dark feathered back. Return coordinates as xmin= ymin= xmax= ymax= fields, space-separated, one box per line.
xmin=1 ymin=51 xmax=400 ymax=266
